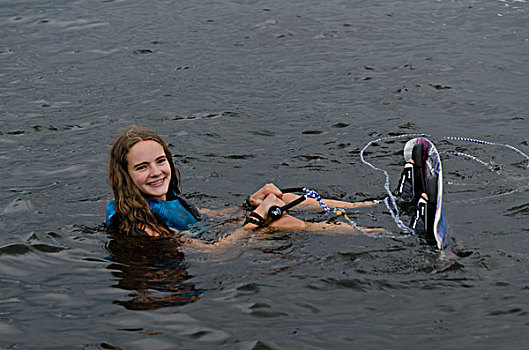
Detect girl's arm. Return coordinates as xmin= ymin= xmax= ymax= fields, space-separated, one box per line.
xmin=281 ymin=193 xmax=378 ymax=211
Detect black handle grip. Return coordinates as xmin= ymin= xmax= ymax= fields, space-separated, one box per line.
xmin=268 ymin=195 xmax=306 ymax=221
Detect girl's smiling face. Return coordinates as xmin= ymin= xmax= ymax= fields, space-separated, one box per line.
xmin=127 ymin=140 xmax=171 ymax=200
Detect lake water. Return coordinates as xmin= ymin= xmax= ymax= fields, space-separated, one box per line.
xmin=1 ymin=0 xmax=528 ymax=348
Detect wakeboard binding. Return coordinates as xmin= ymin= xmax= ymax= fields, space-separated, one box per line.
xmin=395 ymin=142 xmax=439 ymax=242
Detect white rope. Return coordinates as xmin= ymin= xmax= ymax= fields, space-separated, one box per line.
xmin=302 ymin=187 xmax=404 ymax=239
xmin=439 ymin=151 xmax=490 ymax=166
xmin=360 ymin=134 xmax=529 ymax=235
xmin=445 ymin=136 xmax=529 ymax=168
xmin=359 ymin=133 xmax=427 ymax=234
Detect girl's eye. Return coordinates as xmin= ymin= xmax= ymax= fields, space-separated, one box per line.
xmin=157 ymin=158 xmax=167 ymax=164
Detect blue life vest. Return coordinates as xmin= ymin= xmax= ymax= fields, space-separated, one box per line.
xmin=106 ymin=197 xmax=198 ymax=231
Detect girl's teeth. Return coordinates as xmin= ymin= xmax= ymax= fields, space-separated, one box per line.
xmin=150 ymin=178 xmax=164 ymax=185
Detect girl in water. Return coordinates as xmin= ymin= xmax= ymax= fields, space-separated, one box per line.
xmin=106 ymin=125 xmax=379 ymax=241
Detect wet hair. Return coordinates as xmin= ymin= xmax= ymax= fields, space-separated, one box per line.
xmin=108 ymin=125 xmax=181 ymax=236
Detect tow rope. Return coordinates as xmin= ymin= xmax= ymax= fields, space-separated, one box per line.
xmin=360 ymin=134 xmax=529 ymax=235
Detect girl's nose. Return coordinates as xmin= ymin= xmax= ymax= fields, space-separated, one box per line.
xmin=150 ymin=165 xmax=163 ymax=176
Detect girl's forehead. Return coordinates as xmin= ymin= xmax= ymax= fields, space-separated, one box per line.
xmin=127 ymin=140 xmax=165 ymax=159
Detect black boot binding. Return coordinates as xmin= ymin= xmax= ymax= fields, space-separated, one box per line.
xmin=411 ymin=143 xmax=427 ymax=201
xmin=395 ymin=143 xmax=425 ymax=205
xmin=408 ymin=143 xmax=438 ymax=244
xmin=395 ymin=162 xmax=415 ymax=203
xmin=395 ymin=142 xmax=438 ymax=242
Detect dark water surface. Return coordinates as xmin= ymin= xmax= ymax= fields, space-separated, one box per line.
xmin=1 ymin=0 xmax=528 ymax=348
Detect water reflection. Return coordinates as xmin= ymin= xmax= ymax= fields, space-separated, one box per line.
xmin=105 ymin=235 xmax=201 ymax=311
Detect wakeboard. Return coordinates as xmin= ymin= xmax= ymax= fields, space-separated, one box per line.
xmin=396 ymin=137 xmax=447 ymax=249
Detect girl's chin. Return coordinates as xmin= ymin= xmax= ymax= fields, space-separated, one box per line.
xmin=143 ymin=188 xmax=168 ymax=200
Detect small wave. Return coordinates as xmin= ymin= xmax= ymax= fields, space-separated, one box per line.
xmin=505 ymin=202 xmax=529 ymax=216
xmin=308 ymin=277 xmax=394 ymax=292
xmin=2 ymin=197 xmax=34 ymax=215
xmin=0 ymin=243 xmax=66 ymax=256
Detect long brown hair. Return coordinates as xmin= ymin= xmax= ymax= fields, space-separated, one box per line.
xmin=108 ymin=125 xmax=181 ymax=236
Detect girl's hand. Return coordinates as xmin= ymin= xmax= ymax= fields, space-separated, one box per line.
xmin=249 ymin=183 xmax=283 ymax=207
xmin=243 ymin=193 xmax=286 ymax=230
xmin=254 ymin=193 xmax=285 ymax=220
